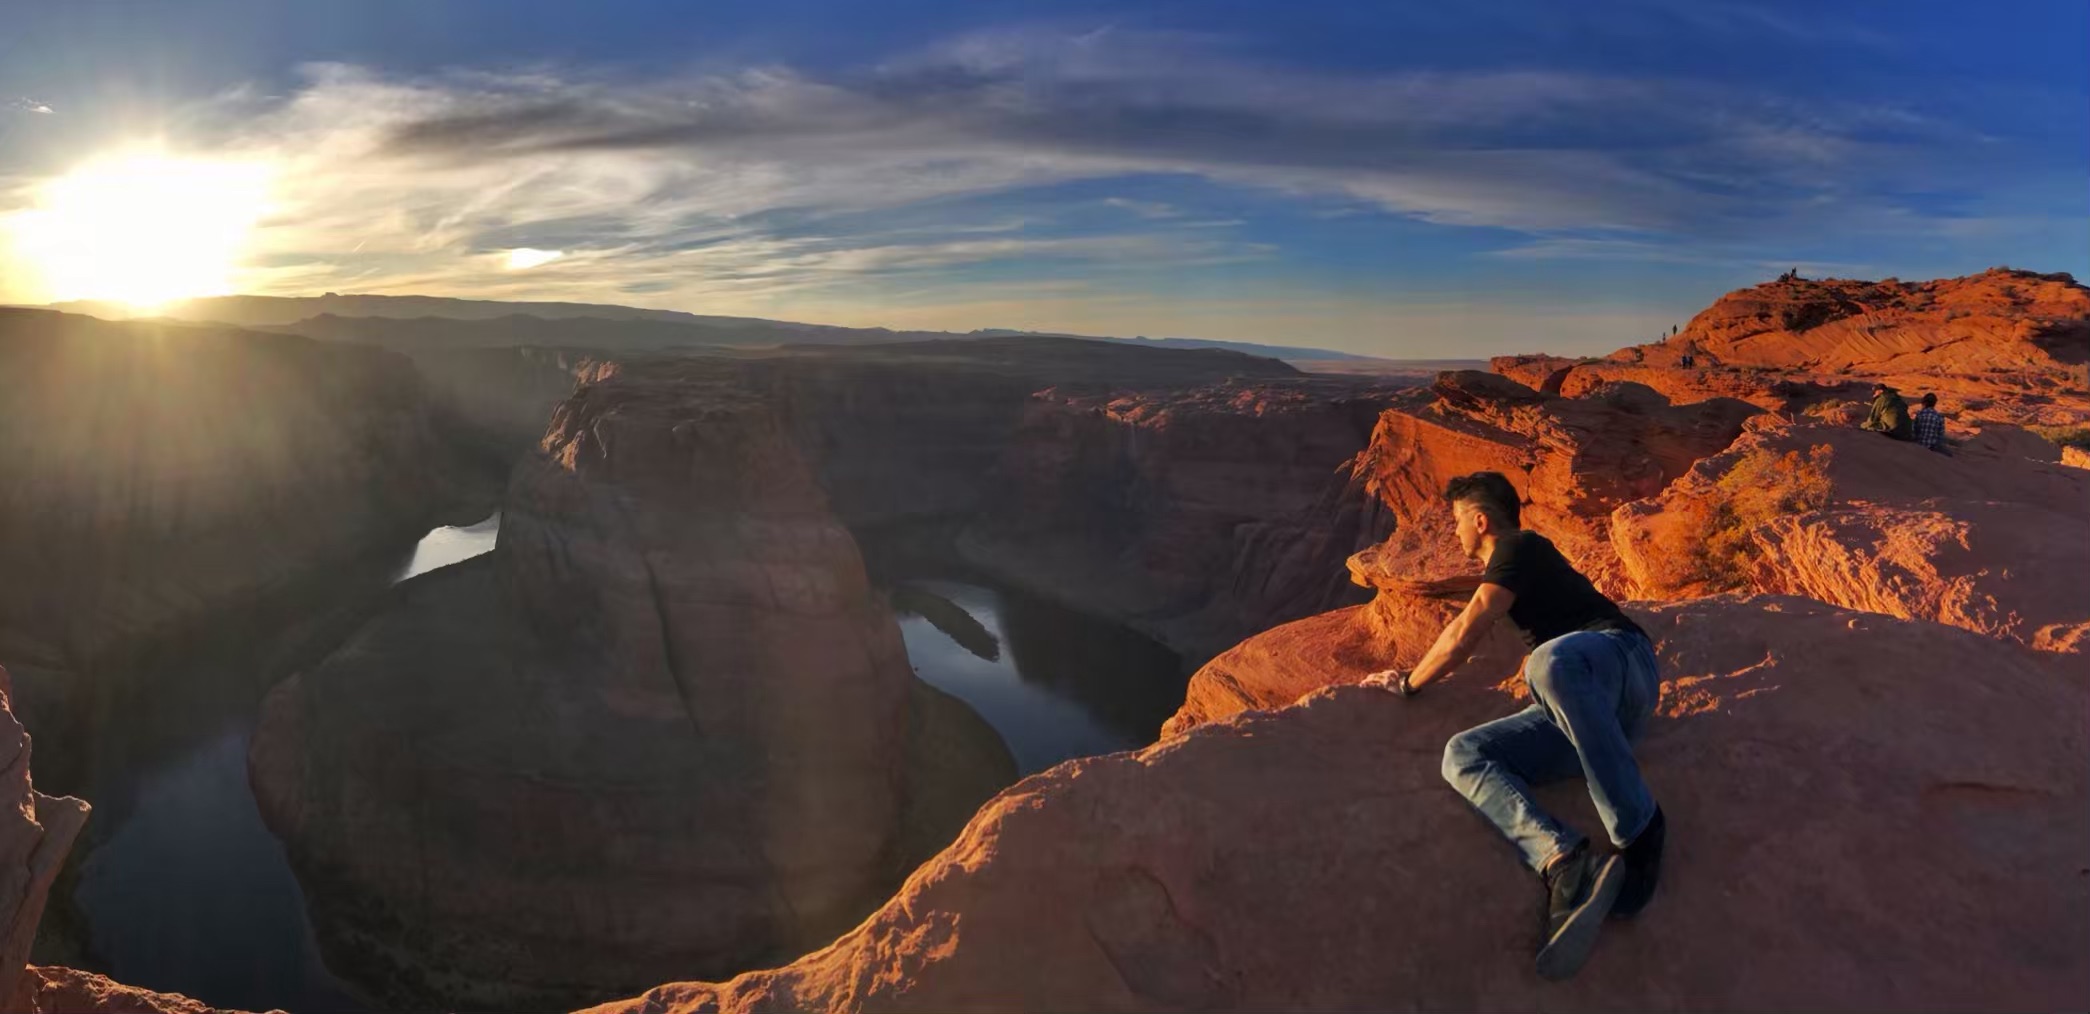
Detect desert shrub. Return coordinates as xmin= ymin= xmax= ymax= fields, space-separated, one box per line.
xmin=1693 ymin=443 xmax=1835 ymax=589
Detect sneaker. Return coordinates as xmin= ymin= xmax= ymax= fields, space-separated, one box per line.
xmin=1535 ymin=843 xmax=1626 ymax=981
xmin=1611 ymin=807 xmax=1665 ymax=919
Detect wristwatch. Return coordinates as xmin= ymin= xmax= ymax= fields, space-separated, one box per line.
xmin=1393 ymin=673 xmax=1417 ymax=697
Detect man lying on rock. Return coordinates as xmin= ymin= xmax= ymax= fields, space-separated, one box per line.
xmin=1363 ymin=471 xmax=1665 ymax=981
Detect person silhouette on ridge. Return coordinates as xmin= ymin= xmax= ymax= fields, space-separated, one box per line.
xmin=1363 ymin=472 xmax=1664 ymax=982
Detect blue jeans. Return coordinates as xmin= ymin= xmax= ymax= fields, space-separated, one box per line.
xmin=1441 ymin=628 xmax=1661 ymax=873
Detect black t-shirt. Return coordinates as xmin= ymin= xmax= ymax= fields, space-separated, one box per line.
xmin=1481 ymin=530 xmax=1645 ymax=649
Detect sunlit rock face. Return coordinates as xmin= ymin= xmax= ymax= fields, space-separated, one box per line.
xmin=1494 ymin=268 xmax=2090 ymax=429
xmin=1612 ymin=414 xmax=2090 ymax=652
xmin=0 ymin=308 xmax=459 ymax=669
xmin=0 ymin=664 xmax=89 ymax=1012
xmin=1347 ymin=370 xmax=1757 ymax=595
xmin=583 ymin=596 xmax=2090 ymax=1014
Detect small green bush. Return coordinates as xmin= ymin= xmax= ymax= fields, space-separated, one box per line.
xmin=1695 ymin=444 xmax=1835 ymax=589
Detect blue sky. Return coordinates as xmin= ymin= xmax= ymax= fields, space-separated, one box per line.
xmin=1 ymin=0 xmax=2084 ymax=356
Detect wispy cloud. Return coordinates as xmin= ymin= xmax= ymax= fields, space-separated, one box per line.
xmin=0 ymin=23 xmax=2048 ymax=337
xmin=5 ymin=98 xmax=54 ymax=115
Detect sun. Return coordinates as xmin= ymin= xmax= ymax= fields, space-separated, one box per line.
xmin=5 ymin=151 xmax=273 ymax=311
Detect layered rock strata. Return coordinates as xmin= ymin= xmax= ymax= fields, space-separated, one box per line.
xmin=1495 ymin=268 xmax=2090 ymax=429
xmin=1612 ymin=414 xmax=2090 ymax=652
xmin=250 ymin=369 xmax=1015 ymax=1010
xmin=1349 ymin=370 xmax=1756 ymax=593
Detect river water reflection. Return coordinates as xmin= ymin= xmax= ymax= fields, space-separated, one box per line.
xmin=56 ymin=524 xmax=1182 ymax=1012
xmin=891 ymin=579 xmax=1186 ymax=774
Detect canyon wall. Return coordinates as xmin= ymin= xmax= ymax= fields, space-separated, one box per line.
xmin=247 ymin=340 xmax=1408 ymax=1008
xmin=248 ymin=364 xmax=1016 ymax=1011
xmin=0 ymin=309 xmax=470 ymax=671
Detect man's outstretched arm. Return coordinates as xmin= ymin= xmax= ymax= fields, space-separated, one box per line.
xmin=1363 ymin=582 xmax=1517 ymax=692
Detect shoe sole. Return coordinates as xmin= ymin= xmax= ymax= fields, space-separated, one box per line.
xmin=1536 ymin=852 xmax=1626 ymax=981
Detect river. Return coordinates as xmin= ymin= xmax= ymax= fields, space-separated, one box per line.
xmin=51 ymin=515 xmax=1183 ymax=1011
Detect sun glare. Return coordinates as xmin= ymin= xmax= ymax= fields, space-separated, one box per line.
xmin=5 ymin=152 xmax=273 ymax=311
xmin=505 ymin=248 xmax=565 ymax=270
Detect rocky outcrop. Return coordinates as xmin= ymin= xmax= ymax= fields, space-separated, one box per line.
xmin=1496 ymin=269 xmax=2090 ymax=429
xmin=0 ymin=309 xmax=466 ymax=670
xmin=585 ymin=596 xmax=2090 ymax=1013
xmin=1163 ymin=371 xmax=1754 ymax=735
xmin=24 ymin=967 xmax=268 ymax=1014
xmin=0 ymin=666 xmax=88 ymax=1013
xmin=1350 ymin=371 xmax=1755 ymax=593
xmin=1661 ymin=268 xmax=2087 ymax=374
xmin=249 ymin=367 xmax=1015 ymax=1011
xmin=1612 ymin=415 xmax=2090 ymax=652
xmin=0 ymin=664 xmax=251 ymax=1014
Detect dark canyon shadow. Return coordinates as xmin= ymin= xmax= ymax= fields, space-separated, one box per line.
xmin=27 ymin=512 xmax=501 ymax=1014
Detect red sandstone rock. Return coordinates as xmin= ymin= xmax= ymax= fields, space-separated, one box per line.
xmin=1351 ymin=371 xmax=1755 ymax=592
xmin=1663 ymin=268 xmax=2087 ymax=375
xmin=1611 ymin=416 xmax=2090 ymax=652
xmin=0 ymin=665 xmax=88 ymax=1013
xmin=25 ymin=967 xmax=268 ymax=1014
xmin=1496 ymin=269 xmax=2090 ymax=430
xmin=582 ymin=596 xmax=2090 ymax=1013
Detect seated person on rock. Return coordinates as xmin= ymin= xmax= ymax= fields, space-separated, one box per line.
xmin=1913 ymin=393 xmax=1949 ymax=455
xmin=1861 ymin=382 xmax=1914 ymax=441
xmin=1362 ymin=472 xmax=1664 ymax=981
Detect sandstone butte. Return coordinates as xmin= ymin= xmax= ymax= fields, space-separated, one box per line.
xmin=2 ymin=270 xmax=2085 ymax=1012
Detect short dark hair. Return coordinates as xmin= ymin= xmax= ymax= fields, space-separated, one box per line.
xmin=1445 ymin=471 xmax=1521 ymax=529
xmin=1922 ymin=393 xmax=1937 ymax=407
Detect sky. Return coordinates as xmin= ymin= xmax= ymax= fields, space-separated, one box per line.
xmin=0 ymin=0 xmax=2084 ymax=357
